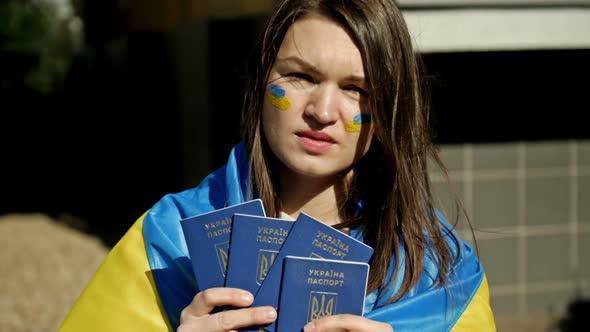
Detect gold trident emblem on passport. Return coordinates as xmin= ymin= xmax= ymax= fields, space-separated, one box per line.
xmin=256 ymin=249 xmax=278 ymax=286
xmin=214 ymin=241 xmax=229 ymax=276
xmin=308 ymin=291 xmax=337 ymax=321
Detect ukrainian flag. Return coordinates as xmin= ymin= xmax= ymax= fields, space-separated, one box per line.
xmin=59 ymin=143 xmax=495 ymax=332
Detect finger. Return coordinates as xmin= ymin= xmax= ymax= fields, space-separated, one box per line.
xmin=303 ymin=314 xmax=393 ymax=332
xmin=211 ymin=306 xmax=277 ymax=331
xmin=183 ymin=306 xmax=277 ymax=332
xmin=182 ymin=288 xmax=254 ymax=319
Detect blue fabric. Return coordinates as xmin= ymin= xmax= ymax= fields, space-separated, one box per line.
xmin=142 ymin=142 xmax=485 ymax=331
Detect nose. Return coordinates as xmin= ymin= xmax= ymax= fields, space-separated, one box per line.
xmin=303 ymin=84 xmax=339 ymax=125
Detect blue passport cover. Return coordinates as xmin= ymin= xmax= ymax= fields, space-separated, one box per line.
xmin=225 ymin=214 xmax=295 ymax=295
xmin=246 ymin=212 xmax=373 ymax=332
xmin=277 ymin=256 xmax=369 ymax=332
xmin=180 ymin=199 xmax=265 ymax=291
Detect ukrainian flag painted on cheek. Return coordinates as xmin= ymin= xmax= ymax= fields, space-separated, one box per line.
xmin=59 ymin=143 xmax=495 ymax=332
xmin=345 ymin=113 xmax=373 ymax=133
xmin=268 ymin=83 xmax=291 ymax=110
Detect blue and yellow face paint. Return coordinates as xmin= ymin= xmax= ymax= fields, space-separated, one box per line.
xmin=267 ymin=83 xmax=291 ymax=111
xmin=345 ymin=113 xmax=373 ymax=133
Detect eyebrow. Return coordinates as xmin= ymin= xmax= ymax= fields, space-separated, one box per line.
xmin=275 ymin=56 xmax=366 ymax=85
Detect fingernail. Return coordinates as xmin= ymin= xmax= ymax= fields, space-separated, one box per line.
xmin=303 ymin=322 xmax=315 ymax=332
xmin=242 ymin=292 xmax=253 ymax=303
xmin=265 ymin=308 xmax=277 ymax=320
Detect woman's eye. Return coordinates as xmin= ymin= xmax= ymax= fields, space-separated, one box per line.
xmin=345 ymin=85 xmax=368 ymax=96
xmin=286 ymin=72 xmax=314 ymax=82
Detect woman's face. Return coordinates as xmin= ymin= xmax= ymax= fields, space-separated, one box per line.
xmin=262 ymin=13 xmax=374 ymax=180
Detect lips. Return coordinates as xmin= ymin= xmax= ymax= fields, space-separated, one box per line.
xmin=296 ymin=130 xmax=336 ymax=143
xmin=295 ymin=130 xmax=336 ymax=154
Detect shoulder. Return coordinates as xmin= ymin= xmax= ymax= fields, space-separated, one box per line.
xmin=149 ymin=167 xmax=228 ymax=222
xmin=142 ymin=141 xmax=250 ymax=266
xmin=419 ymin=209 xmax=480 ymax=288
xmin=142 ymin=164 xmax=228 ymax=255
xmin=365 ymin=210 xmax=494 ymax=331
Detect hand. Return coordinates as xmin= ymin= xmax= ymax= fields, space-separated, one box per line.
xmin=302 ymin=314 xmax=393 ymax=332
xmin=178 ymin=287 xmax=277 ymax=332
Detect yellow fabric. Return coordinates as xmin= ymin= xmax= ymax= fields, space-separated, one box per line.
xmin=59 ymin=212 xmax=172 ymax=332
xmin=450 ymin=275 xmax=496 ymax=332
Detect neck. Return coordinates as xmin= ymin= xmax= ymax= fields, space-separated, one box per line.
xmin=278 ymin=169 xmax=350 ymax=226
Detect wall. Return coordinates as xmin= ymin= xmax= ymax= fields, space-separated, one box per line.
xmin=404 ymin=2 xmax=590 ymax=328
xmin=431 ymin=140 xmax=590 ymax=325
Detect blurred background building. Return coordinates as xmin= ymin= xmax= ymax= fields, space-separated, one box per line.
xmin=1 ymin=0 xmax=589 ymax=331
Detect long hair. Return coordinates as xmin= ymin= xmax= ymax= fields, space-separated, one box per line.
xmin=241 ymin=0 xmax=461 ymax=304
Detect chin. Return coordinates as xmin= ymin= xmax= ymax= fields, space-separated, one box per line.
xmin=274 ymin=148 xmax=355 ymax=179
xmin=288 ymin=161 xmax=352 ymax=180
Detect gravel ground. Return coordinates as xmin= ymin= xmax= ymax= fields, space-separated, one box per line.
xmin=0 ymin=213 xmax=108 ymax=332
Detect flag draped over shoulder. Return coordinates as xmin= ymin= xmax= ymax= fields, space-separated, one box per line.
xmin=58 ymin=142 xmax=495 ymax=332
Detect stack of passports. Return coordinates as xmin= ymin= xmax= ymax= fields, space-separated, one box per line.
xmin=180 ymin=199 xmax=374 ymax=332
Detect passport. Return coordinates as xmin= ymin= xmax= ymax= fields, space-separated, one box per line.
xmin=276 ymin=256 xmax=369 ymax=332
xmin=225 ymin=214 xmax=295 ymax=295
xmin=180 ymin=199 xmax=265 ymax=291
xmin=246 ymin=212 xmax=374 ymax=332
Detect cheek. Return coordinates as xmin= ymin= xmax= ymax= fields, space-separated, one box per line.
xmin=346 ymin=112 xmax=374 ymax=159
xmin=262 ymin=97 xmax=287 ymax=147
xmin=344 ymin=113 xmax=374 ymax=133
xmin=267 ymin=83 xmax=292 ymax=111
xmin=261 ymin=101 xmax=276 ymax=139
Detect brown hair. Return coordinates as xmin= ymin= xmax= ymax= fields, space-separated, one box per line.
xmin=241 ymin=0 xmax=461 ymax=305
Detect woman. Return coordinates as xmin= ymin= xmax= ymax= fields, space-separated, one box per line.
xmin=59 ymin=0 xmax=495 ymax=331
